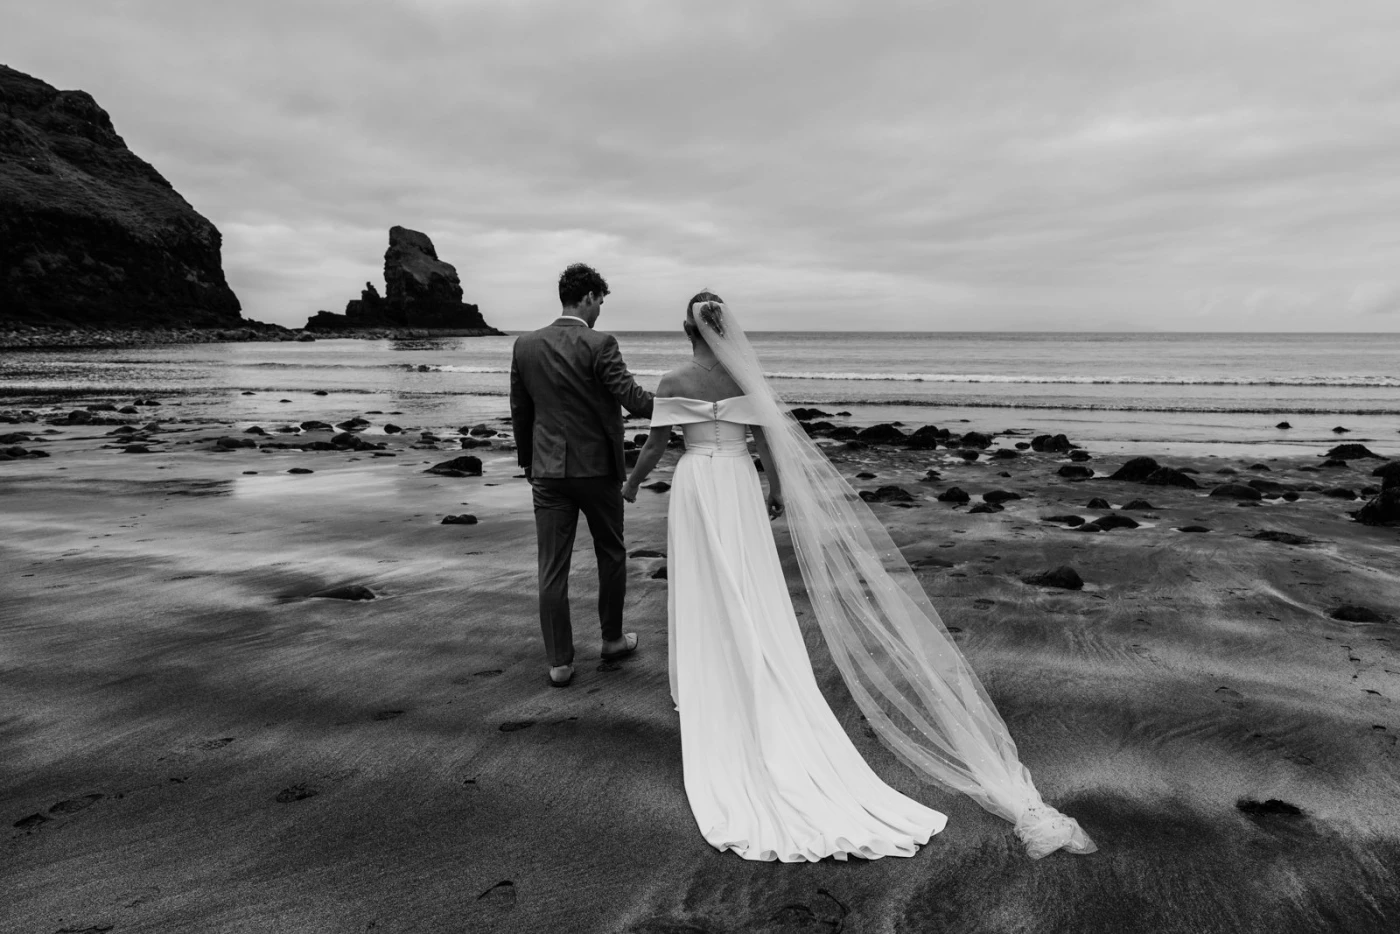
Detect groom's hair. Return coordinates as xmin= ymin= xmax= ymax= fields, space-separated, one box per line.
xmin=558 ymin=263 xmax=610 ymax=307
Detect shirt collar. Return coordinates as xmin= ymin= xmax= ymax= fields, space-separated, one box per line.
xmin=554 ymin=314 xmax=591 ymax=327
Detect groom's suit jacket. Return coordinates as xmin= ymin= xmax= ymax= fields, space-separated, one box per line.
xmin=509 ymin=318 xmax=654 ymax=482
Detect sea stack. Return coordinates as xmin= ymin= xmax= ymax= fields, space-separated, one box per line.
xmin=305 ymin=226 xmax=502 ymax=333
xmin=0 ymin=64 xmax=244 ymax=329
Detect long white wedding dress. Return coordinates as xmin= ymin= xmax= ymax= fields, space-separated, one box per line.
xmin=652 ymin=395 xmax=948 ymax=862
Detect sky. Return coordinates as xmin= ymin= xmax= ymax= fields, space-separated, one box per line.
xmin=9 ymin=0 xmax=1400 ymax=332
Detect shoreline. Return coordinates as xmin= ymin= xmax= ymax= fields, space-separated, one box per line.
xmin=0 ymin=326 xmax=506 ymax=350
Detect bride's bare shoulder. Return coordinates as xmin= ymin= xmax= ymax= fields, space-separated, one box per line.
xmin=656 ymin=368 xmax=691 ymax=397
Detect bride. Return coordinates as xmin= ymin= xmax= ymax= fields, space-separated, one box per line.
xmin=622 ymin=292 xmax=1097 ymax=863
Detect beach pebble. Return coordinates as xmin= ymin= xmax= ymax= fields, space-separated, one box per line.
xmin=442 ymin=514 xmax=478 ymax=525
xmin=861 ymin=485 xmax=916 ymax=503
xmin=313 ymin=390 xmax=329 ymax=396
xmin=1145 ymin=467 xmax=1199 ymax=488
xmin=1252 ymin=530 xmax=1314 ymax=545
xmin=1247 ymin=463 xmax=1272 ymax=471
xmin=309 ymin=584 xmax=375 ymax=600
xmin=936 ymin=487 xmax=970 ymax=504
xmin=983 ymin=490 xmax=1022 ymax=505
xmin=1276 ymin=421 xmax=1292 ymax=429
xmin=118 ymin=405 xmax=139 ymax=414
xmin=459 ymin=437 xmax=491 ymax=449
xmin=1354 ymin=487 xmax=1400 ymax=526
xmin=1322 ymin=488 xmax=1358 ymax=500
xmin=1042 ymin=515 xmax=1085 ymax=526
xmin=968 ymin=503 xmax=1003 ymax=514
xmin=1014 ymin=441 xmax=1030 ymax=450
xmin=425 ymin=456 xmax=483 ymax=477
xmin=905 ymin=426 xmax=945 ymax=449
xmin=1031 ymin=433 xmax=1072 ymax=453
xmin=122 ymin=445 xmax=152 ymax=454
xmin=1107 ymin=457 xmax=1159 ymax=481
xmin=1057 ymin=465 xmax=1093 ymax=479
xmin=288 ymin=467 xmax=314 ymax=474
xmin=651 ymin=565 xmax=668 ymax=580
xmin=244 ymin=425 xmax=267 ymax=435
xmin=1083 ymin=514 xmax=1140 ymax=532
xmin=1086 ymin=498 xmax=1111 ymax=509
xmin=1332 ymin=426 xmax=1350 ymax=434
xmin=856 ymin=471 xmax=877 ymax=479
xmin=921 ymin=469 xmax=942 ymax=482
xmin=629 ymin=549 xmax=665 ymax=558
xmin=857 ymin=424 xmax=907 ymax=444
xmin=1210 ymin=483 xmax=1262 ymax=501
xmin=1023 ymin=566 xmax=1084 ymax=590
xmin=1121 ymin=499 xmax=1155 ymax=511
xmin=960 ymin=431 xmax=994 ymax=449
xmin=1321 ymin=459 xmax=1348 ymax=468
xmin=1327 ymin=443 xmax=1381 ymax=459
xmin=1237 ymin=798 xmax=1302 ymax=817
xmin=1330 ymin=605 xmax=1388 ymax=623
xmin=1176 ymin=525 xmax=1212 ymax=533
xmin=215 ymin=436 xmax=256 ymax=450
xmin=1216 ymin=467 xmax=1237 ymax=475
xmin=957 ymin=450 xmax=980 ymax=462
xmin=300 ymin=420 xmax=333 ymax=431
xmin=384 ymin=424 xmax=403 ymax=434
xmin=336 ymin=417 xmax=371 ymax=432
xmin=991 ymin=449 xmax=1019 ymax=459
xmin=643 ymin=481 xmax=671 ymax=493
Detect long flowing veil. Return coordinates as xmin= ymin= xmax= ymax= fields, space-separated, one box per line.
xmin=693 ymin=300 xmax=1097 ymax=860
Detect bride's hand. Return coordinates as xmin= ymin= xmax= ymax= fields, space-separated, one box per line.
xmin=622 ymin=482 xmax=639 ymax=503
xmin=767 ymin=490 xmax=784 ymax=520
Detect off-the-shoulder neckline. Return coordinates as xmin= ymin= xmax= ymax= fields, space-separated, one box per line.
xmin=655 ymin=395 xmax=750 ymax=404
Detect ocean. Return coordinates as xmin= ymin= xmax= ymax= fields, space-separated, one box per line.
xmin=3 ymin=331 xmax=1398 ymax=457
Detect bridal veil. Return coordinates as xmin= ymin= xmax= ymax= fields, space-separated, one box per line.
xmin=691 ymin=299 xmax=1096 ymax=860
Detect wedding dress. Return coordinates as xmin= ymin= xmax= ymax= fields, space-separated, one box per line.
xmin=653 ymin=395 xmax=948 ymax=862
xmin=654 ymin=301 xmax=1097 ymax=862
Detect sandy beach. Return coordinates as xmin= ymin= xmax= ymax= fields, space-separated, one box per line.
xmin=4 ymin=401 xmax=1399 ymax=933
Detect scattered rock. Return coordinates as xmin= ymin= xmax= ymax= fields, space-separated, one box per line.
xmin=991 ymin=449 xmax=1019 ymax=460
xmin=1083 ymin=514 xmax=1139 ymax=532
xmin=789 ymin=407 xmax=832 ymax=421
xmin=335 ymin=417 xmax=371 ymax=432
xmin=49 ymin=793 xmax=103 ymax=815
xmin=309 ymin=584 xmax=375 ymax=600
xmin=1210 ymin=483 xmax=1263 ymax=501
xmin=629 ymin=549 xmax=665 ymax=558
xmin=1030 ymin=434 xmax=1072 ymax=453
xmin=643 ymin=481 xmax=671 ymax=493
xmin=275 ymin=784 xmax=319 ymax=803
xmin=1109 ymin=457 xmax=1160 ymax=481
xmin=1331 ymin=426 xmax=1350 ymax=434
xmin=910 ymin=556 xmax=954 ymax=569
xmin=300 ymin=420 xmax=333 ymax=431
xmin=1276 ymin=421 xmax=1291 ymax=429
xmin=425 ymin=455 xmax=483 ymax=477
xmin=1086 ymin=497 xmax=1112 ymax=509
xmin=921 ymin=469 xmax=942 ymax=482
xmin=1121 ymin=499 xmax=1155 ymax=511
xmin=1237 ymin=798 xmax=1302 ymax=817
xmin=1330 ymin=605 xmax=1387 ymax=623
xmin=956 ymin=449 xmax=980 ymax=462
xmin=1023 ymin=566 xmax=1084 ymax=590
xmin=1144 ymin=467 xmax=1199 ymax=488
xmin=1372 ymin=463 xmax=1400 ymax=488
xmin=860 ymin=485 xmax=916 ymax=503
xmin=288 ymin=467 xmax=314 ymax=474
xmin=650 ymin=565 xmax=668 ymax=580
xmin=1327 ymin=444 xmax=1381 ymax=459
xmin=857 ymin=424 xmax=907 ymax=444
xmin=1354 ymin=487 xmax=1400 ymax=526
xmin=983 ymin=490 xmax=1022 ymax=505
xmin=384 ymin=424 xmax=403 ymax=434
xmin=1322 ymin=487 xmax=1357 ymax=500
xmin=244 ymin=425 xmax=267 ymax=435
xmin=1247 ymin=463 xmax=1272 ymax=472
xmin=1176 ymin=525 xmax=1212 ymax=533
xmin=442 ymin=514 xmax=478 ymax=525
xmin=1068 ymin=450 xmax=1092 ymax=462
xmin=1252 ymin=531 xmax=1314 ymax=546
xmin=968 ymin=503 xmax=1003 ymax=514
xmin=856 ymin=471 xmax=877 ymax=479
xmin=1042 ymin=515 xmax=1085 ymax=527
xmin=215 ymin=436 xmax=256 ymax=450
xmin=959 ymin=431 xmax=994 ymax=449
xmin=1057 ymin=465 xmax=1093 ymax=479
xmin=936 ymin=487 xmax=970 ymax=504
xmin=905 ymin=425 xmax=945 ymax=449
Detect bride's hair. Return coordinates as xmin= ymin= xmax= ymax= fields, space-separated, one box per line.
xmin=684 ymin=290 xmax=725 ymax=342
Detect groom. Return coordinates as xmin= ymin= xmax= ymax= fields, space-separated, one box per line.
xmin=509 ymin=263 xmax=655 ymax=687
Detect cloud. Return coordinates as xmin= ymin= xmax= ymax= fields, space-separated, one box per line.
xmin=8 ymin=0 xmax=1400 ymax=331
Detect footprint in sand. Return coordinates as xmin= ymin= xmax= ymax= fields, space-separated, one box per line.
xmin=498 ymin=721 xmax=535 ymax=732
xmin=476 ymin=880 xmax=517 ymax=911
xmin=196 ymin=737 xmax=235 ymax=750
xmin=49 ymin=793 xmax=104 ymax=815
xmin=274 ymin=783 xmax=319 ymax=803
xmin=372 ymin=710 xmax=405 ymax=721
xmin=597 ymin=660 xmax=623 ymax=672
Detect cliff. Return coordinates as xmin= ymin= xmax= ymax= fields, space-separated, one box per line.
xmin=0 ymin=64 xmax=244 ymax=329
xmin=305 ymin=226 xmax=501 ymax=333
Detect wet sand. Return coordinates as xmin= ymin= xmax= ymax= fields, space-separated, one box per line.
xmin=3 ymin=405 xmax=1399 ymax=933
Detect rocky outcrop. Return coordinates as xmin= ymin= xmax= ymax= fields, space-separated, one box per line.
xmin=0 ymin=64 xmax=244 ymax=329
xmin=307 ymin=226 xmax=502 ymax=333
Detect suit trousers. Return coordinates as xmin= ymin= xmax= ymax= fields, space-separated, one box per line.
xmin=531 ymin=476 xmax=627 ymax=666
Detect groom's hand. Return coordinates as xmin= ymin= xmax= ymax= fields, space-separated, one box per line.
xmin=622 ymin=481 xmax=639 ymax=503
xmin=767 ymin=490 xmax=785 ymax=520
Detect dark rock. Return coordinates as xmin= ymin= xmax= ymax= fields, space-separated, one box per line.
xmin=1354 ymin=487 xmax=1400 ymax=526
xmin=122 ymin=444 xmax=151 ymax=454
xmin=650 ymin=565 xmax=668 ymax=580
xmin=1252 ymin=530 xmax=1314 ymax=545
xmin=383 ymin=424 xmax=402 ymax=434
xmin=463 ymin=423 xmax=495 ymax=437
xmin=335 ymin=417 xmax=371 ymax=432
xmin=959 ymin=431 xmax=994 ymax=449
xmin=1176 ymin=525 xmax=1212 ymax=533
xmin=1322 ymin=487 xmax=1357 ymax=500
xmin=1330 ymin=605 xmax=1388 ymax=623
xmin=936 ymin=487 xmax=970 ymax=504
xmin=304 ymin=226 xmax=501 ymax=332
xmin=904 ymin=425 xmax=944 ymax=450
xmin=1276 ymin=421 xmax=1291 ymax=429
xmin=983 ymin=490 xmax=1022 ymax=505
xmin=860 ymin=485 xmax=916 ymax=503
xmin=1217 ymin=467 xmax=1238 ymax=475
xmin=1327 ymin=444 xmax=1381 ymax=459
xmin=1031 ymin=434 xmax=1072 ymax=453
xmin=0 ymin=65 xmax=245 ymax=330
xmin=1372 ymin=463 xmax=1400 ymax=489
xmin=789 ymin=407 xmax=832 ymax=421
xmin=459 ymin=437 xmax=491 ymax=449
xmin=1108 ymin=457 xmax=1160 ymax=482
xmin=1023 ymin=566 xmax=1084 ymax=590
xmin=1145 ymin=467 xmax=1200 ymax=489
xmin=1014 ymin=441 xmax=1031 ymax=450
xmin=1247 ymin=463 xmax=1272 ymax=472
xmin=857 ymin=424 xmax=907 ymax=444
xmin=313 ymin=390 xmax=329 ymax=396
xmin=1321 ymin=459 xmax=1348 ymax=468
xmin=309 ymin=584 xmax=375 ymax=600
xmin=1057 ymin=465 xmax=1093 ymax=479
xmin=300 ymin=441 xmax=336 ymax=451
xmin=968 ymin=503 xmax=1003 ymax=514
xmin=825 ymin=426 xmax=860 ymax=441
xmin=1121 ymin=499 xmax=1155 ymax=510
xmin=1210 ymin=483 xmax=1262 ymax=501
xmin=643 ymin=481 xmax=671 ymax=493
xmin=1247 ymin=479 xmax=1284 ymax=492
xmin=1042 ymin=515 xmax=1085 ymax=527
xmin=1332 ymin=426 xmax=1351 ymax=434
xmin=1282 ymin=492 xmax=1300 ymax=502
xmin=441 ymin=514 xmax=478 ymax=525
xmin=991 ymin=448 xmax=1020 ymax=460
xmin=1362 ymin=486 xmax=1381 ymax=497
xmin=244 ymin=425 xmax=267 ymax=435
xmin=921 ymin=469 xmax=942 ymax=482
xmin=287 ymin=467 xmax=314 ymax=474
xmin=215 ymin=436 xmax=256 ymax=450
xmin=856 ymin=471 xmax=877 ymax=479
xmin=1083 ymin=514 xmax=1139 ymax=532
xmin=1237 ymin=798 xmax=1302 ymax=817
xmin=118 ymin=405 xmax=139 ymax=414
xmin=629 ymin=548 xmax=665 ymax=558
xmin=299 ymin=420 xmax=333 ymax=431
xmin=1068 ymin=450 xmax=1092 ymax=462
xmin=1086 ymin=497 xmax=1112 ymax=509
xmin=956 ymin=450 xmax=980 ymax=462
xmin=426 ymin=455 xmax=482 ymax=477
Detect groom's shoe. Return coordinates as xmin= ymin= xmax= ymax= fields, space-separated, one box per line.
xmin=549 ymin=664 xmax=574 ymax=687
xmin=600 ymin=632 xmax=639 ymax=661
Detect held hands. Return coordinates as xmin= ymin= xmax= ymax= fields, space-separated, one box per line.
xmin=767 ymin=489 xmax=785 ymax=520
xmin=622 ymin=481 xmax=639 ymax=503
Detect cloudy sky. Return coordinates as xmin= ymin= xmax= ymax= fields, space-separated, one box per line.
xmin=10 ymin=0 xmax=1400 ymax=331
